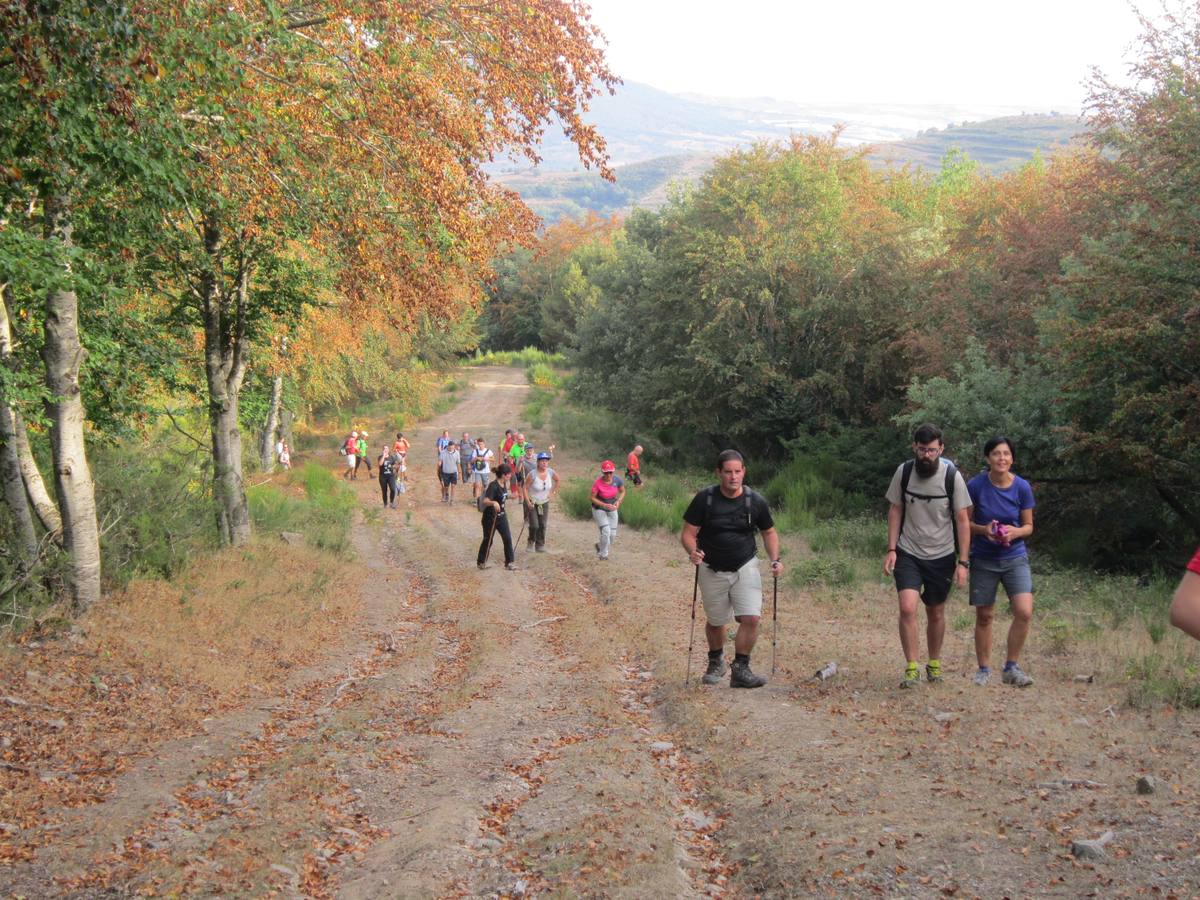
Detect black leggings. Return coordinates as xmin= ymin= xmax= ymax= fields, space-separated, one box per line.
xmin=478 ymin=511 xmax=514 ymax=565
xmin=380 ymin=472 xmax=396 ymax=505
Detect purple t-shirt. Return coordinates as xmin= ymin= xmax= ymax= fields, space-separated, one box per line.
xmin=967 ymin=472 xmax=1035 ymax=560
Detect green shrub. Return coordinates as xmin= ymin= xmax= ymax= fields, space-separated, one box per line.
xmin=791 ymin=555 xmax=856 ymax=588
xmin=469 ymin=347 xmax=565 ymax=368
xmin=93 ymin=440 xmax=217 ymax=585
xmin=806 ymin=516 xmax=887 ymax=558
xmin=559 ymin=471 xmax=709 ymax=533
xmin=1126 ymin=651 xmax=1200 ymax=709
xmin=248 ymin=463 xmax=356 ymax=555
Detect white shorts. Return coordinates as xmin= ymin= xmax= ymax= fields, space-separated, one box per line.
xmin=698 ymin=558 xmax=763 ymax=625
xmin=345 ymin=454 xmax=357 ymax=468
xmin=471 ymin=471 xmax=492 ymax=485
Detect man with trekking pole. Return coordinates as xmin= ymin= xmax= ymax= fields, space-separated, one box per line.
xmin=680 ymin=450 xmax=783 ymax=688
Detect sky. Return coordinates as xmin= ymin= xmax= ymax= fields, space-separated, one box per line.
xmin=584 ymin=0 xmax=1147 ymax=111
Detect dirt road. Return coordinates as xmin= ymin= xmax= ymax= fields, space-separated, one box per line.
xmin=5 ymin=366 xmax=1200 ymax=897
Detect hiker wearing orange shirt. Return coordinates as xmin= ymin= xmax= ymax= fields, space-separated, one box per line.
xmin=626 ymin=445 xmax=644 ymax=487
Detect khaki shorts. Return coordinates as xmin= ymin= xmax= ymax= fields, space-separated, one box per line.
xmin=698 ymin=558 xmax=763 ymax=625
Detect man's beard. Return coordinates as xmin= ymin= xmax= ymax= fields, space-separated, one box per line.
xmin=915 ymin=457 xmax=939 ymax=478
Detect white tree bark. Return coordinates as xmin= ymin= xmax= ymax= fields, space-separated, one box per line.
xmin=259 ymin=370 xmax=282 ymax=471
xmin=201 ymin=215 xmax=252 ymax=546
xmin=13 ymin=415 xmax=63 ymax=540
xmin=0 ymin=289 xmax=61 ymax=544
xmin=41 ymin=193 xmax=102 ymax=608
xmin=0 ymin=290 xmax=39 ymax=565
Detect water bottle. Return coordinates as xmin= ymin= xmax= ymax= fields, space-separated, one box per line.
xmin=814 ymin=661 xmax=838 ymax=681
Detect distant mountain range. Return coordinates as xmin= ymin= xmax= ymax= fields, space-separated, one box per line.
xmin=492 ymin=81 xmax=1090 ymax=224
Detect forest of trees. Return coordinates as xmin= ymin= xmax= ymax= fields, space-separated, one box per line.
xmin=482 ymin=6 xmax=1200 ymax=568
xmin=0 ymin=0 xmax=615 ymax=612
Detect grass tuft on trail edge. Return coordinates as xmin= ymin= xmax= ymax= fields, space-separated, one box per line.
xmin=248 ymin=463 xmax=357 ymax=555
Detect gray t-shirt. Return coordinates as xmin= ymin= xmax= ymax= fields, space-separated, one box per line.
xmin=439 ymin=448 xmax=460 ymax=474
xmin=885 ymin=460 xmax=971 ymax=559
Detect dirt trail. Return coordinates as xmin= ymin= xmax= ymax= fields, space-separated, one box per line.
xmin=4 ymin=365 xmax=1200 ymax=898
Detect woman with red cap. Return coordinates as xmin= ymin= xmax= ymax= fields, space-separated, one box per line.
xmin=590 ymin=460 xmax=625 ymax=560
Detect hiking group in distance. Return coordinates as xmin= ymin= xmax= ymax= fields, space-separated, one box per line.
xmin=336 ymin=420 xmax=1200 ymax=692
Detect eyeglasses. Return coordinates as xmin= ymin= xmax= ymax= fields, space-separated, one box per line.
xmin=914 ymin=445 xmax=942 ymax=457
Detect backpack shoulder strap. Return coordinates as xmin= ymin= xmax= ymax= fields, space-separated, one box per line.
xmin=702 ymin=485 xmax=717 ymax=528
xmin=898 ymin=460 xmax=915 ymax=540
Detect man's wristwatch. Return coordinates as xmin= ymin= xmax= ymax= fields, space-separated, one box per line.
xmin=957 ymin=559 xmax=970 ymax=569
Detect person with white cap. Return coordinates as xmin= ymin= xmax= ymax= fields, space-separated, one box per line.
xmin=525 ymin=451 xmax=560 ymax=552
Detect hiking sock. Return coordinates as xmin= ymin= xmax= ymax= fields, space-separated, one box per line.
xmin=1003 ymin=660 xmax=1017 ymax=673
xmin=708 ymin=649 xmax=723 ymax=662
xmin=905 ymin=661 xmax=919 ymax=675
xmin=734 ymin=653 xmax=750 ymax=667
xmin=978 ymin=665 xmax=991 ymax=674
xmin=926 ymin=659 xmax=942 ymax=676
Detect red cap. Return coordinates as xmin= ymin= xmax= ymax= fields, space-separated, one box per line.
xmin=600 ymin=460 xmax=616 ymax=472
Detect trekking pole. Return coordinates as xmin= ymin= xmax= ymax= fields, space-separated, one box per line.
xmin=684 ymin=565 xmax=699 ymax=687
xmin=771 ymin=573 xmax=779 ymax=676
xmin=482 ymin=507 xmax=500 ymax=565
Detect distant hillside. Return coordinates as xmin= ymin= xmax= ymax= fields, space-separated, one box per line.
xmin=488 ymin=80 xmax=1050 ymax=174
xmin=499 ymin=154 xmax=714 ymax=224
xmin=501 ymin=114 xmax=1091 ymax=224
xmin=867 ymin=114 xmax=1089 ymax=170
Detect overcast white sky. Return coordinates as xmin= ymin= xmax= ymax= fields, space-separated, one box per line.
xmin=585 ymin=0 xmax=1147 ymax=110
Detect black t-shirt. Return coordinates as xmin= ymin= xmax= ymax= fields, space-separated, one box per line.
xmin=483 ymin=479 xmax=508 ymax=513
xmin=683 ymin=487 xmax=774 ymax=572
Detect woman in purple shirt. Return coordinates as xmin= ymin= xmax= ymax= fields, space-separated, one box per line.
xmin=967 ymin=436 xmax=1036 ymax=688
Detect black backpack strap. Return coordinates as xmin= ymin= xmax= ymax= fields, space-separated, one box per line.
xmin=898 ymin=460 xmax=915 ymax=540
xmin=944 ymin=462 xmax=958 ymax=552
xmin=704 ymin=485 xmax=756 ymax=530
xmin=702 ymin=485 xmax=716 ymax=528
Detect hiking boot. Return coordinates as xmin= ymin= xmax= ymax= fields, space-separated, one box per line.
xmin=730 ymin=661 xmax=766 ymax=689
xmin=972 ymin=667 xmax=991 ymax=686
xmin=504 ymin=562 xmax=518 ymax=571
xmin=925 ymin=661 xmax=943 ymax=684
xmin=1002 ymin=664 xmax=1034 ymax=688
xmin=477 ymin=562 xmax=488 ymax=570
xmin=899 ymin=666 xmax=921 ymax=689
xmin=701 ymin=656 xmax=727 ymax=685
xmin=535 ymin=545 xmax=546 ymax=553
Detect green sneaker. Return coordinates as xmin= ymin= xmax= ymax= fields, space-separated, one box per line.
xmin=899 ymin=665 xmax=921 ymax=689
xmin=925 ymin=660 xmax=943 ymax=684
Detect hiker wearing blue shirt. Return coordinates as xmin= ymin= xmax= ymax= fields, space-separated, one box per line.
xmin=966 ymin=436 xmax=1036 ymax=688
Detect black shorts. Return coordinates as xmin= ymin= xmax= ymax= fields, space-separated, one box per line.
xmin=439 ymin=470 xmax=458 ymax=486
xmin=893 ymin=549 xmax=956 ymax=606
xmin=626 ymin=469 xmax=642 ymax=486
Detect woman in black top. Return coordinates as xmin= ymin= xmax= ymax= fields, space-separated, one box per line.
xmin=477 ymin=463 xmax=517 ymax=570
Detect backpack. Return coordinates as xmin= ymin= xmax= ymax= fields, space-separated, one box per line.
xmin=898 ymin=460 xmax=959 ymax=547
xmin=701 ymin=486 xmax=757 ymax=530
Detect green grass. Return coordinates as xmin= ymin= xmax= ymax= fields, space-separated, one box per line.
xmin=560 ymin=471 xmax=710 ymax=532
xmin=469 ymin=347 xmax=565 ymax=368
xmin=247 ymin=463 xmax=357 ymax=555
xmin=1125 ymin=650 xmax=1200 ymax=709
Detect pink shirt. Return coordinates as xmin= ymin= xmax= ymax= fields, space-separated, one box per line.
xmin=591 ymin=476 xmax=623 ymax=504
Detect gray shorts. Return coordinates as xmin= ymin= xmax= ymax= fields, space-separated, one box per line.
xmin=698 ymin=558 xmax=763 ymax=625
xmin=471 ymin=470 xmax=492 ymax=486
xmin=969 ymin=555 xmax=1034 ymax=606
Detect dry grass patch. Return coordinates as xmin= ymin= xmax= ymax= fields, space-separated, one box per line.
xmin=0 ymin=539 xmax=360 ymax=864
xmin=91 ymin=540 xmax=360 ymax=699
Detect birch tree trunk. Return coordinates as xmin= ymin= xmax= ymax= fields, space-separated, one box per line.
xmin=0 ymin=289 xmax=39 ymax=565
xmin=259 ymin=370 xmax=282 ymax=471
xmin=200 ymin=215 xmax=252 ymax=546
xmin=0 ymin=288 xmax=61 ymax=543
xmin=41 ymin=193 xmax=101 ymax=608
xmin=14 ymin=416 xmax=63 ymax=539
